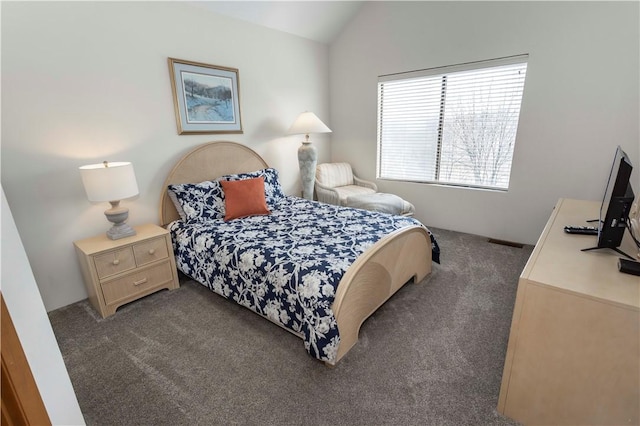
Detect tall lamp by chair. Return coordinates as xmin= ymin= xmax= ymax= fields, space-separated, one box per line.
xmin=287 ymin=111 xmax=332 ymax=200
xmin=79 ymin=161 xmax=139 ymax=240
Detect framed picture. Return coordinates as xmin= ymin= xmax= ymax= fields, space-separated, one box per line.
xmin=168 ymin=58 xmax=243 ymax=134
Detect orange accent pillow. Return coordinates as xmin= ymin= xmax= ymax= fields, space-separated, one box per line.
xmin=221 ymin=177 xmax=270 ymax=221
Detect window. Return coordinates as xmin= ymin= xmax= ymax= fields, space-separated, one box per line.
xmin=377 ymin=55 xmax=528 ymax=190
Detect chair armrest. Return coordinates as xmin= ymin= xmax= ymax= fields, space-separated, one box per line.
xmin=353 ymin=175 xmax=378 ymax=192
xmin=315 ymin=180 xmax=341 ymax=205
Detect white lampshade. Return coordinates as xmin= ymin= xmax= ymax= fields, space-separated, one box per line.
xmin=287 ymin=112 xmax=332 ymax=136
xmin=79 ymin=161 xmax=139 ymax=240
xmin=79 ymin=161 xmax=139 ymax=202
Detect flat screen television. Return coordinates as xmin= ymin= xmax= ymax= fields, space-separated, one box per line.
xmin=583 ymin=146 xmax=635 ymax=259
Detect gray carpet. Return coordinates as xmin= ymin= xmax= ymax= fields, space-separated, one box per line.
xmin=49 ymin=228 xmax=533 ymax=426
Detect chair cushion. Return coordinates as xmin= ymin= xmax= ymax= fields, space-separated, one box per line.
xmin=333 ymin=185 xmax=376 ymax=204
xmin=316 ymin=163 xmax=354 ymax=188
xmin=346 ymin=193 xmax=415 ymax=216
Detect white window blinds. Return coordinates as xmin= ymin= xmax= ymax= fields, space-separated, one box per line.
xmin=377 ymin=55 xmax=528 ymax=190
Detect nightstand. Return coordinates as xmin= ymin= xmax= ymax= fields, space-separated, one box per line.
xmin=74 ymin=223 xmax=179 ymax=318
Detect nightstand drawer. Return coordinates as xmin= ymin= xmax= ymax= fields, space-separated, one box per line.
xmin=101 ymin=261 xmax=173 ymax=305
xmin=94 ymin=247 xmax=135 ymax=279
xmin=133 ymin=236 xmax=169 ymax=267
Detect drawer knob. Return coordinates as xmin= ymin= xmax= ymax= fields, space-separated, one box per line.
xmin=133 ymin=278 xmax=148 ymax=286
xmin=112 ymin=259 xmax=120 ymax=265
xmin=148 ymin=249 xmax=156 ymax=255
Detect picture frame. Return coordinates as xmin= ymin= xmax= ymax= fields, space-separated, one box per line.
xmin=168 ymin=58 xmax=243 ymax=135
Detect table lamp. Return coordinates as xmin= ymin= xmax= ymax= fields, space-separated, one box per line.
xmin=79 ymin=161 xmax=139 ymax=240
xmin=287 ymin=111 xmax=332 ymax=200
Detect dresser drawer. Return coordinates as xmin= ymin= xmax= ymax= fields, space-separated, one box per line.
xmin=133 ymin=236 xmax=169 ymax=267
xmin=101 ymin=261 xmax=173 ymax=305
xmin=94 ymin=247 xmax=135 ymax=279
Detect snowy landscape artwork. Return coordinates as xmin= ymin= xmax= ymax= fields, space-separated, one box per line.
xmin=181 ymin=71 xmax=235 ymax=124
xmin=169 ymin=58 xmax=243 ymax=134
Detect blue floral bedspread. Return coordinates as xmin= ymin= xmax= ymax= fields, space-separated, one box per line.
xmin=169 ymin=196 xmax=439 ymax=364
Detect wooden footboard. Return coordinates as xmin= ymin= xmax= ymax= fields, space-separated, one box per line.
xmin=330 ymin=225 xmax=432 ymax=365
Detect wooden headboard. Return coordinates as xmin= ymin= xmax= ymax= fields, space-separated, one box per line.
xmin=159 ymin=141 xmax=269 ymax=227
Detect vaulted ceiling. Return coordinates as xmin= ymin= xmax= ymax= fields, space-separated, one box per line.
xmin=187 ymin=1 xmax=365 ymax=44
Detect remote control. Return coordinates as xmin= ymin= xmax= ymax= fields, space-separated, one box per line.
xmin=564 ymin=226 xmax=598 ymax=235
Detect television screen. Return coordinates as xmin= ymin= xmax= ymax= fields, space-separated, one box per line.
xmin=591 ymin=146 xmax=634 ymax=257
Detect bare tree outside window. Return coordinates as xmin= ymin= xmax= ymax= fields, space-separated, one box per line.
xmin=440 ymin=98 xmax=522 ymax=188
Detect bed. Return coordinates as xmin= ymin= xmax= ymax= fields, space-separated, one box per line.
xmin=160 ymin=141 xmax=438 ymax=365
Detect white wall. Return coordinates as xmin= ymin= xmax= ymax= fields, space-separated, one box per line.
xmin=1 ymin=189 xmax=85 ymax=425
xmin=330 ymin=1 xmax=640 ymax=244
xmin=1 ymin=1 xmax=330 ymax=311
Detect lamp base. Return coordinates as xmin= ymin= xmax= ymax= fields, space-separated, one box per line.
xmin=298 ymin=141 xmax=317 ymax=200
xmin=106 ymin=223 xmax=137 ymax=240
xmin=104 ymin=201 xmax=136 ymax=240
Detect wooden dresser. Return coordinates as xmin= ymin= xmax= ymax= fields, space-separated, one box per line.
xmin=498 ymin=198 xmax=639 ymax=425
xmin=74 ymin=223 xmax=179 ymax=318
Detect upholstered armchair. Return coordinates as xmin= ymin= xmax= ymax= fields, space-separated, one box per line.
xmin=315 ymin=163 xmax=377 ymax=206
